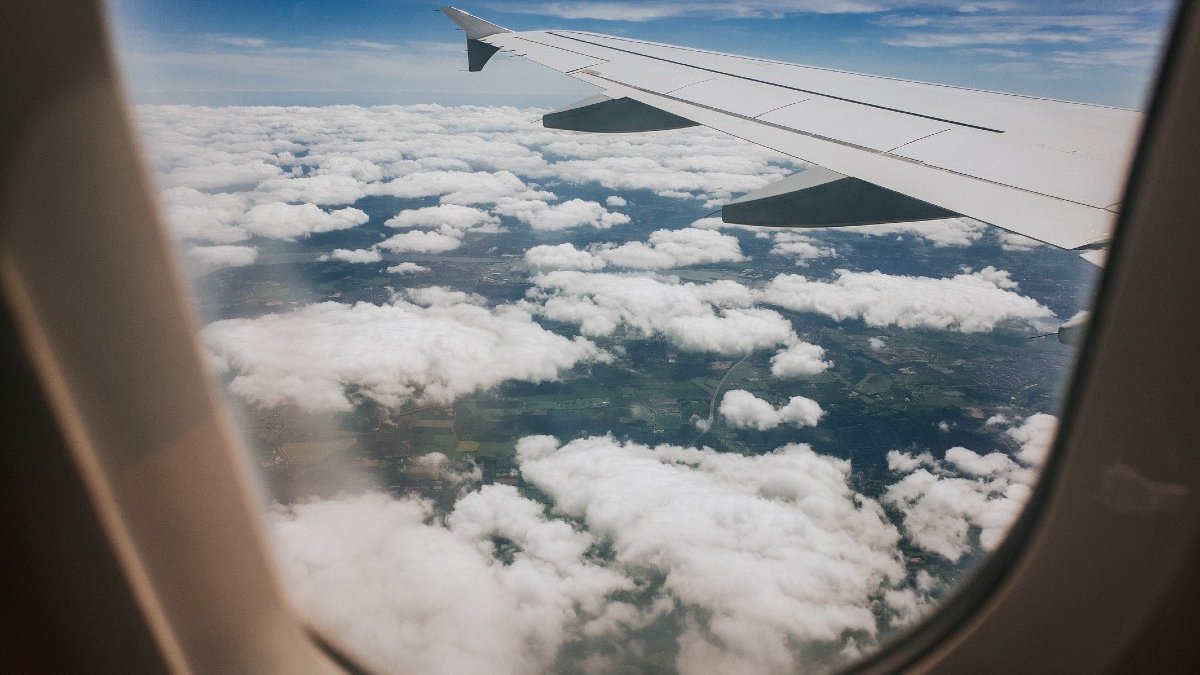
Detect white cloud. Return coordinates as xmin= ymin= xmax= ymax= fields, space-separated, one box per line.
xmin=524 ymin=243 xmax=608 ymax=271
xmin=159 ymin=188 xmax=252 ymax=243
xmin=271 ymin=432 xmax=936 ymax=675
xmin=770 ymin=231 xmax=838 ymax=262
xmin=369 ymin=168 xmax=556 ymax=201
xmin=770 ymin=341 xmax=831 ymax=377
xmin=254 ymin=174 xmax=368 ymax=205
xmin=844 ymin=218 xmax=987 ymax=247
xmin=523 ymin=228 xmax=744 ymax=271
xmin=368 ymin=170 xmax=555 ymax=206
xmin=385 ymin=204 xmax=500 ymax=234
xmin=997 ymin=231 xmax=1046 ymax=251
xmin=386 ymin=262 xmax=431 ymax=275
xmin=406 ymin=286 xmax=487 ymax=308
xmin=139 ymin=105 xmax=800 ymax=250
xmin=204 ymin=298 xmax=606 ymax=413
xmin=760 ymin=267 xmax=1054 ymax=333
xmin=527 ymin=271 xmax=796 ymax=355
xmin=319 ymin=248 xmax=382 ymax=263
xmin=517 ymin=435 xmax=907 ymax=674
xmin=690 ymin=215 xmax=773 ymax=234
xmin=378 ymin=230 xmax=463 ymax=253
xmin=719 ymin=390 xmax=825 ymax=430
xmin=269 ymin=488 xmax=631 ymax=675
xmin=605 ymin=195 xmax=627 ymax=207
xmin=184 ymin=244 xmax=258 ymax=273
xmin=883 ymin=414 xmax=1057 ymax=562
xmin=239 ymin=202 xmax=369 ymax=240
xmin=594 ymin=228 xmax=745 ymax=269
xmin=494 ymin=197 xmax=630 ymax=231
xmin=868 ymin=337 xmax=887 ymax=350
xmin=161 ymin=159 xmax=282 ymax=190
xmin=1005 ymin=413 xmax=1058 ymax=467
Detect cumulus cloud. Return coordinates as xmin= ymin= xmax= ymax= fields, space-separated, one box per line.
xmin=594 ymin=228 xmax=745 ymax=269
xmin=159 ymin=188 xmax=252 ymax=243
xmin=319 ymin=248 xmax=382 ymax=263
xmin=161 ymin=159 xmax=282 ymax=190
xmin=240 ymin=202 xmax=369 ymax=240
xmin=270 ymin=433 xmax=931 ymax=675
xmin=269 ymin=488 xmax=630 ymax=675
xmin=385 ymin=204 xmax=500 ymax=235
xmin=204 ymin=297 xmax=606 ymax=413
xmin=517 ymin=435 xmax=907 ymax=674
xmin=869 ymin=337 xmax=887 ymax=351
xmin=770 ymin=341 xmax=831 ymax=377
xmin=719 ymin=390 xmax=825 ymax=430
xmin=770 ymin=231 xmax=838 ymax=262
xmin=494 ymin=197 xmax=630 ymax=231
xmin=883 ymin=414 xmax=1057 ymax=562
xmin=386 ymin=262 xmax=431 ymax=275
xmin=524 ymin=243 xmax=608 ymax=271
xmin=526 ymin=271 xmax=796 ymax=355
xmin=254 ymin=174 xmax=369 ymax=206
xmin=185 ymin=244 xmax=258 ymax=273
xmin=760 ymin=267 xmax=1054 ymax=333
xmin=1004 ymin=413 xmax=1058 ymax=467
xmin=997 ymin=231 xmax=1046 ymax=251
xmin=524 ymin=228 xmax=744 ymax=271
xmin=139 ymin=105 xmax=799 ymax=250
xmin=369 ymin=169 xmax=555 ymax=206
xmin=844 ymin=218 xmax=988 ymax=247
xmin=378 ymin=231 xmax=463 ymax=254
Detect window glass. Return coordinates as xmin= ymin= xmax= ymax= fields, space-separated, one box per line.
xmin=109 ymin=2 xmax=1174 ymax=673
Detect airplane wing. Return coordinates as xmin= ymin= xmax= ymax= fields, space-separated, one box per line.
xmin=442 ymin=7 xmax=1142 ymax=254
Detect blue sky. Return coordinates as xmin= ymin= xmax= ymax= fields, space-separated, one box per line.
xmin=109 ymin=0 xmax=1175 ymax=109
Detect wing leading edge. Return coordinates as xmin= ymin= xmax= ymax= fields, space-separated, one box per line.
xmin=441 ymin=7 xmax=1142 ymax=255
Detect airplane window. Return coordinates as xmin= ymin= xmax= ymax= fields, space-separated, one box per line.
xmin=108 ymin=2 xmax=1175 ymax=673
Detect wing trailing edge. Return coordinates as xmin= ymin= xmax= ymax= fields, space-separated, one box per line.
xmin=543 ymin=95 xmax=699 ymax=133
xmin=722 ymin=167 xmax=956 ymax=228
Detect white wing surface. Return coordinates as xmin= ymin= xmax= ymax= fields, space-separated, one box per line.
xmin=443 ymin=7 xmax=1142 ymax=251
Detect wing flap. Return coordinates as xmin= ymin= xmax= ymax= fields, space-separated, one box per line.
xmin=722 ymin=167 xmax=956 ymax=227
xmin=543 ymin=95 xmax=698 ymax=132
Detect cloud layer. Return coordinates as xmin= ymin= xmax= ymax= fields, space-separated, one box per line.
xmin=271 ymin=435 xmax=921 ymax=675
xmin=140 ymin=105 xmax=799 ymax=272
